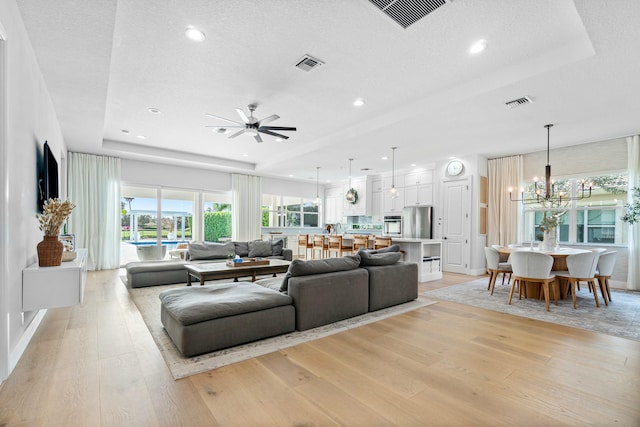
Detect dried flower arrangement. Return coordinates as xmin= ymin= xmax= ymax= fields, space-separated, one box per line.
xmin=539 ymin=211 xmax=565 ymax=232
xmin=36 ymin=198 xmax=76 ymax=236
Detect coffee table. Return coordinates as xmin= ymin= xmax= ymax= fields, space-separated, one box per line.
xmin=185 ymin=259 xmax=291 ymax=286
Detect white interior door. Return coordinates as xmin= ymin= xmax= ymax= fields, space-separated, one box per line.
xmin=441 ymin=178 xmax=470 ymax=273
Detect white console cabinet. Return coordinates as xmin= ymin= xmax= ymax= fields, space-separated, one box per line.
xmin=22 ymin=248 xmax=88 ymax=311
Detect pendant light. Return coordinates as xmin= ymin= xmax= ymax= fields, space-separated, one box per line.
xmin=509 ymin=124 xmax=592 ymax=206
xmin=345 ymin=158 xmax=355 ymax=202
xmin=390 ymin=147 xmax=398 ymax=196
xmin=315 ymin=166 xmax=321 ymax=204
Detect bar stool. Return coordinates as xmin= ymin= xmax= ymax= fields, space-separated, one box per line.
xmin=352 ymin=235 xmax=369 ymax=252
xmin=373 ymin=237 xmax=392 ymax=250
xmin=297 ymin=234 xmax=312 ymax=259
xmin=312 ymin=234 xmax=328 ymax=259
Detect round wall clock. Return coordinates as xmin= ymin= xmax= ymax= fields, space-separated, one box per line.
xmin=446 ymin=160 xmax=464 ymax=176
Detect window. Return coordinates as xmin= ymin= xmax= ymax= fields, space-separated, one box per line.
xmin=262 ymin=195 xmax=319 ymax=227
xmin=522 ymin=173 xmax=628 ymax=245
xmin=203 ymin=192 xmax=232 ymax=242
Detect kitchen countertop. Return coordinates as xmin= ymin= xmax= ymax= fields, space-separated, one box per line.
xmin=392 ymin=238 xmax=443 ymax=243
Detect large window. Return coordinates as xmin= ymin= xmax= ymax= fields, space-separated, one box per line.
xmin=203 ymin=192 xmax=232 ymax=242
xmin=523 ymin=173 xmax=628 ymax=245
xmin=262 ymin=195 xmax=319 ymax=227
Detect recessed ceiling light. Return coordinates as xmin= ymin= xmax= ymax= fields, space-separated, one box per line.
xmin=185 ymin=26 xmax=205 ymax=42
xmin=275 ymin=138 xmax=283 ymax=142
xmin=410 ymin=163 xmax=417 ymax=167
xmin=148 ymin=108 xmax=161 ymax=114
xmin=381 ymin=156 xmax=388 ymax=160
xmin=242 ymin=153 xmax=249 ymax=157
xmin=121 ymin=129 xmax=129 ymax=134
xmin=469 ymin=39 xmax=487 ymax=54
xmin=449 ymin=156 xmax=457 ymax=159
xmin=136 ymin=135 xmax=146 ymax=139
xmin=353 ymin=98 xmax=365 ymax=107
xmin=288 ymin=174 xmax=294 ymax=177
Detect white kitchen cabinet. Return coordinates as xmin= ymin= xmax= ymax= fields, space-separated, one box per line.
xmin=22 ymin=248 xmax=88 ymax=311
xmin=404 ymin=183 xmax=433 ymax=206
xmin=383 ymin=190 xmax=404 ymax=213
xmin=371 ymin=191 xmax=383 ymax=223
xmin=324 ymin=185 xmax=344 ymax=224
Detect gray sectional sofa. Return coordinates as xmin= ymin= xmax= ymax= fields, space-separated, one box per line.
xmin=125 ymin=240 xmax=292 ymax=288
xmin=159 ymin=246 xmax=418 ymax=356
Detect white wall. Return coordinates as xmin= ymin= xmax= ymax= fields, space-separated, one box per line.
xmin=0 ymin=0 xmax=68 ymax=381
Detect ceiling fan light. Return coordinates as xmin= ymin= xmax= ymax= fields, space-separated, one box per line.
xmin=246 ymin=128 xmax=258 ymax=136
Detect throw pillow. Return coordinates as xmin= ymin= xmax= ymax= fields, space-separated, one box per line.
xmin=358 ymin=250 xmax=402 ymax=266
xmin=234 ymin=241 xmax=250 ymax=257
xmin=248 ymin=240 xmax=273 ymax=258
xmin=271 ymin=239 xmax=284 ymax=256
xmin=188 ymin=242 xmax=235 ymax=260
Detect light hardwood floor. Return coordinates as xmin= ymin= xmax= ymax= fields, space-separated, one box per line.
xmin=1 ymin=269 xmax=639 ymax=426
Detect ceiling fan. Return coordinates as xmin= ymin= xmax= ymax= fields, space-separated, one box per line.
xmin=205 ymin=104 xmax=297 ymax=143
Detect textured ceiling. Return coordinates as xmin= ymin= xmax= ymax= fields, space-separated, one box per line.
xmin=16 ymin=0 xmax=640 ymax=183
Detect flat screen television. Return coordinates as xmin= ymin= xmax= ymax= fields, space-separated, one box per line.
xmin=38 ymin=141 xmax=59 ymax=212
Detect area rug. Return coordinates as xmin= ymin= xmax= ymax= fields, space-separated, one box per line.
xmin=127 ymin=281 xmax=437 ymax=380
xmin=423 ymin=278 xmax=640 ymax=341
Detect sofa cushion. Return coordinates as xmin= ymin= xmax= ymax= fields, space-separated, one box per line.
xmin=248 ymin=240 xmax=273 ymax=257
xmin=234 ymin=241 xmax=250 ymax=257
xmin=271 ymin=239 xmax=284 ymax=256
xmin=358 ymin=250 xmax=402 ymax=266
xmin=188 ymin=242 xmax=235 ymax=260
xmin=289 ymin=255 xmax=361 ymax=276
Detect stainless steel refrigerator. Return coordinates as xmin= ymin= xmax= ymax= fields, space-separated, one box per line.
xmin=402 ymin=206 xmax=432 ymax=239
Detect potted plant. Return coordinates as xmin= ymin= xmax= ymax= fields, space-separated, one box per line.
xmin=36 ymin=198 xmax=76 ymax=266
xmin=539 ymin=211 xmax=563 ymax=252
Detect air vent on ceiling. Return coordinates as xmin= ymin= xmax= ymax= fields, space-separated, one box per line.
xmin=369 ymin=0 xmax=447 ymax=29
xmin=295 ymin=54 xmax=325 ymax=72
xmin=505 ymin=96 xmax=533 ymax=109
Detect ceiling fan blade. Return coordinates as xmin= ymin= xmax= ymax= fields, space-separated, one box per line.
xmin=228 ymin=129 xmax=247 ymax=139
xmin=257 ymin=114 xmax=279 ymax=126
xmin=259 ymin=129 xmax=290 ymax=139
xmin=254 ymin=134 xmax=263 ymax=143
xmin=205 ymin=113 xmax=243 ymax=125
xmin=259 ymin=126 xmax=297 ymax=132
xmin=235 ymin=108 xmax=250 ymax=124
xmin=205 ymin=125 xmax=246 ymax=128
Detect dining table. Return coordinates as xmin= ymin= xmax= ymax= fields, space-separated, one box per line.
xmin=497 ymin=246 xmax=591 ymax=300
xmin=497 ymin=246 xmax=591 ymax=271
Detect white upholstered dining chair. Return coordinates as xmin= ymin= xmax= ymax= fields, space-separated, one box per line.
xmin=484 ymin=247 xmax=512 ymax=295
xmin=509 ymin=251 xmax=556 ymax=311
xmin=595 ymin=251 xmax=617 ymax=305
xmin=555 ymin=251 xmax=601 ymax=309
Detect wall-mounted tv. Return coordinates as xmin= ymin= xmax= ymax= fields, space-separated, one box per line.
xmin=38 ymin=141 xmax=59 ymax=212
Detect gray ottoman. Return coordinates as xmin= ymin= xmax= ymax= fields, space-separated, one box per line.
xmin=159 ymin=282 xmax=295 ymax=357
xmin=126 ymin=260 xmax=188 ymax=288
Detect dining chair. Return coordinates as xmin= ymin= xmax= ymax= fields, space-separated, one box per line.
xmin=509 ymin=251 xmax=556 ymax=311
xmin=352 ymin=235 xmax=369 ymax=252
xmin=297 ymin=234 xmax=312 ymax=259
xmin=555 ymin=252 xmax=601 ymax=309
xmin=595 ymin=251 xmax=617 ymax=305
xmin=373 ymin=237 xmax=393 ymax=250
xmin=312 ymin=234 xmax=328 ymax=259
xmin=484 ymin=247 xmax=512 ymax=295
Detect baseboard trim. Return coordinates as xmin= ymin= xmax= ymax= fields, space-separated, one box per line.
xmin=9 ymin=309 xmax=46 ymax=375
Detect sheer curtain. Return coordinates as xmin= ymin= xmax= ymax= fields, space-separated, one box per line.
xmin=627 ymin=135 xmax=640 ymax=290
xmin=487 ymin=155 xmax=522 ymax=246
xmin=68 ymin=152 xmax=121 ymax=270
xmin=232 ymin=174 xmax=262 ymax=242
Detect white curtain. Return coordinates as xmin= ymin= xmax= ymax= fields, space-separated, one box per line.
xmin=232 ymin=174 xmax=262 ymax=242
xmin=487 ymin=155 xmax=522 ymax=246
xmin=68 ymin=152 xmax=121 ymax=270
xmin=627 ymin=135 xmax=640 ymax=290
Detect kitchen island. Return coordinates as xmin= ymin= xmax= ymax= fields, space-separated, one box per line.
xmin=394 ymin=238 xmax=442 ymax=282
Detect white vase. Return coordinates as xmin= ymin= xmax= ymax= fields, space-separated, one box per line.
xmin=540 ymin=228 xmax=559 ymax=252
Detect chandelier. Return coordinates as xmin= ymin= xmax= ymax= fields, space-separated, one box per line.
xmin=510 ymin=124 xmax=592 ymax=207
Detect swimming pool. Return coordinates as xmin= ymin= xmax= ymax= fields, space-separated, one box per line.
xmin=126 ymin=240 xmax=186 ymax=246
